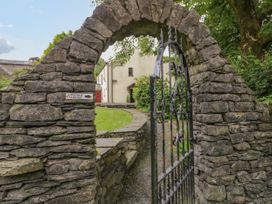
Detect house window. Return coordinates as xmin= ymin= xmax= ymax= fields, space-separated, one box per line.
xmin=128 ymin=67 xmax=133 ymax=77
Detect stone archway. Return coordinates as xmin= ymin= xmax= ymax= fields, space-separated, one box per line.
xmin=0 ymin=0 xmax=271 ymax=203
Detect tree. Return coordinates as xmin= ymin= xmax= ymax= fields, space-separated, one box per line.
xmin=179 ymin=0 xmax=272 ymax=58
xmin=226 ymin=0 xmax=272 ymax=57
xmin=181 ymin=0 xmax=272 ymax=103
xmin=111 ymin=37 xmax=137 ymax=66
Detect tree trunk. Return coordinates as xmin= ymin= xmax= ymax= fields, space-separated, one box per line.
xmin=227 ymin=0 xmax=264 ymax=57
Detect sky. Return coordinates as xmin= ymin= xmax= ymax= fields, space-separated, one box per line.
xmin=0 ymin=0 xmax=114 ymax=61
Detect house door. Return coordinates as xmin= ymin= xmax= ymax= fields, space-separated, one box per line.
xmin=129 ymin=88 xmax=135 ymax=103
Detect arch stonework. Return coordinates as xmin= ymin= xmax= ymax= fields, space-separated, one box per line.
xmin=0 ymin=0 xmax=271 ymax=203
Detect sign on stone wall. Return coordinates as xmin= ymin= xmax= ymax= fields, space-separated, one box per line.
xmin=66 ymin=93 xmax=94 ymax=101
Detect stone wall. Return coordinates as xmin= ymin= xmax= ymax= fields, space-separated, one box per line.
xmin=0 ymin=38 xmax=97 ymax=203
xmin=190 ymin=46 xmax=272 ymax=203
xmin=95 ymin=109 xmax=147 ymax=204
xmin=0 ymin=0 xmax=271 ymax=203
xmin=96 ymin=138 xmax=127 ymax=204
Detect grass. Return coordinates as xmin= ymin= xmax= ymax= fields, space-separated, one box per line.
xmin=95 ymin=107 xmax=133 ymax=131
xmin=0 ymin=76 xmax=11 ymax=89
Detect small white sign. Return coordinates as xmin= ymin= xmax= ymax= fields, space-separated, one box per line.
xmin=66 ymin=93 xmax=94 ymax=101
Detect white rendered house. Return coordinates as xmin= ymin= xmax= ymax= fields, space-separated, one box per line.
xmin=96 ymin=50 xmax=157 ymax=104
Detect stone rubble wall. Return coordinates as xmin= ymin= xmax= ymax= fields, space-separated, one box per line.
xmin=95 ymin=109 xmax=148 ymax=204
xmin=0 ymin=0 xmax=271 ymax=203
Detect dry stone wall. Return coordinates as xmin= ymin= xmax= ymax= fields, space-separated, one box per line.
xmin=96 ymin=138 xmax=127 ymax=204
xmin=0 ymin=0 xmax=271 ymax=203
xmin=189 ymin=43 xmax=272 ymax=203
xmin=0 ymin=38 xmax=98 ymax=204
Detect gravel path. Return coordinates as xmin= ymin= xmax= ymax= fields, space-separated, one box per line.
xmin=117 ymin=123 xmax=152 ymax=204
xmin=117 ymin=121 xmax=176 ymax=204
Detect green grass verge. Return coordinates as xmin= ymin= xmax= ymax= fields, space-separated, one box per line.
xmin=95 ymin=107 xmax=133 ymax=131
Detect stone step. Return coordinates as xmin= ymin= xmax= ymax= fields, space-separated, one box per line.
xmin=125 ymin=150 xmax=138 ymax=169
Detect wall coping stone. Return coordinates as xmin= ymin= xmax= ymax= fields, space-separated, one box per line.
xmin=96 ymin=138 xmax=124 ymax=148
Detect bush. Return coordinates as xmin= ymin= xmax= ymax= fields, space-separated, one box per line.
xmin=133 ymin=76 xmax=151 ymax=112
xmin=229 ymin=52 xmax=272 ymax=97
xmin=133 ymin=76 xmax=189 ymax=119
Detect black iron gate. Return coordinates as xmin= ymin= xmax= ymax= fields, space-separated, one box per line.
xmin=150 ymin=27 xmax=195 ymax=204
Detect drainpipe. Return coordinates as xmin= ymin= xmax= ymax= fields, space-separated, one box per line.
xmin=111 ymin=63 xmax=114 ymax=103
xmin=106 ymin=62 xmax=110 ymax=104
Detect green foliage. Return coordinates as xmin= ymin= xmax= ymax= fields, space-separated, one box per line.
xmin=259 ymin=95 xmax=272 ymax=106
xmin=94 ymin=58 xmax=106 ymax=78
xmin=40 ymin=31 xmax=73 ymax=61
xmin=133 ymin=76 xmax=152 ymax=112
xmin=179 ymin=0 xmax=272 ymax=55
xmin=133 ymin=76 xmax=190 ymax=119
xmin=133 ymin=76 xmax=171 ymax=115
xmin=0 ymin=76 xmax=11 ymax=89
xmin=95 ymin=107 xmax=133 ymax=131
xmin=138 ymin=36 xmax=158 ymax=56
xmin=112 ymin=37 xmax=136 ymax=66
xmin=111 ymin=36 xmax=159 ymax=66
xmin=229 ymin=52 xmax=272 ymax=97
